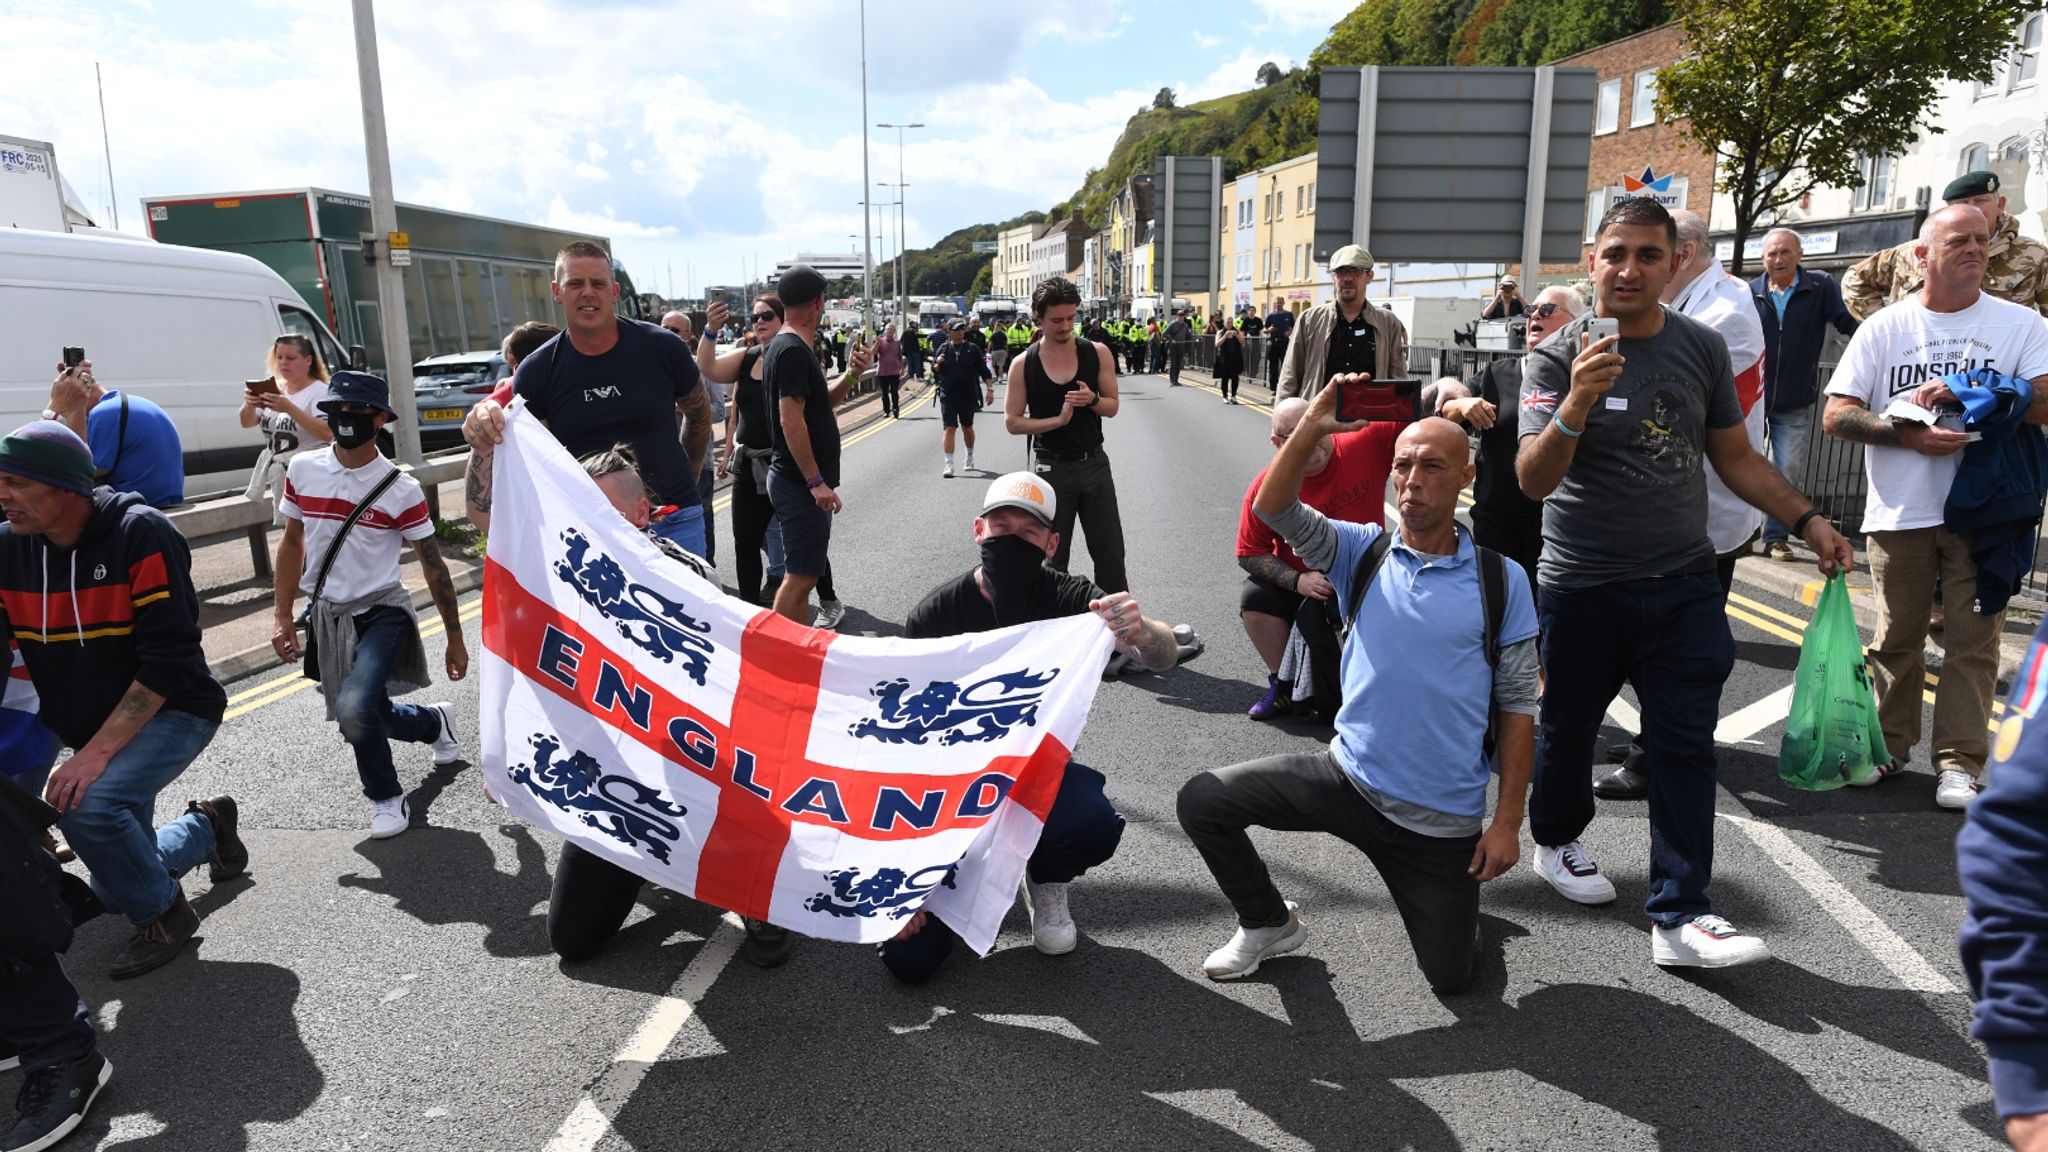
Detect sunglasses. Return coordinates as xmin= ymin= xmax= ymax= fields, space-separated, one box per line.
xmin=751 ymin=312 xmax=777 ymax=324
xmin=1528 ymin=302 xmax=1564 ymax=318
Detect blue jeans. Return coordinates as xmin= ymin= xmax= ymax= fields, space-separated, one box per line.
xmin=337 ymin=606 xmax=443 ymax=803
xmin=57 ymin=709 xmax=219 ymax=926
xmin=1531 ymin=572 xmax=1734 ymax=927
xmin=878 ymin=763 xmax=1125 ymax=983
xmin=1761 ymin=408 xmax=1813 ymax=543
xmin=649 ymin=504 xmax=708 ymax=560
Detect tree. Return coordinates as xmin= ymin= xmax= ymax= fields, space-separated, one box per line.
xmin=1257 ymin=61 xmax=1284 ymax=86
xmin=968 ymin=261 xmax=993 ymax=301
xmin=1153 ymin=87 xmax=1176 ymax=110
xmin=1659 ymin=0 xmax=2038 ymax=276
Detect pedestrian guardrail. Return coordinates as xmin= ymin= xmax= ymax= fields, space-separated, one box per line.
xmin=165 ymin=450 xmax=471 ymax=582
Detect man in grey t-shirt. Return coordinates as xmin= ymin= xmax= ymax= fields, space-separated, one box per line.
xmin=1514 ymin=198 xmax=1851 ymax=972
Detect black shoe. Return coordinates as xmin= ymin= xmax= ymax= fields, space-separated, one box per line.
xmin=1593 ymin=759 xmax=1649 ymax=801
xmin=109 ymin=889 xmax=199 ymax=980
xmin=1604 ymin=742 xmax=1635 ymax=764
xmin=4 ymin=1052 xmax=111 ymax=1152
xmin=188 ymin=796 xmax=247 ymax=883
xmin=741 ymin=919 xmax=792 ymax=969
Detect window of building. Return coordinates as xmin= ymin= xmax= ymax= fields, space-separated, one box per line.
xmin=1595 ymin=78 xmax=1622 ymax=134
xmin=1262 ymin=193 xmax=1272 ymax=221
xmin=2004 ymin=136 xmax=2033 ymax=166
xmin=1584 ymin=187 xmax=1609 ymax=243
xmin=1295 ymin=185 xmax=1305 ymax=215
xmin=1851 ymin=154 xmax=1893 ymax=211
xmin=2019 ymin=13 xmax=2043 ymax=87
xmin=1307 ymin=182 xmax=1315 ymax=212
xmin=1630 ymin=71 xmax=1658 ymax=127
xmin=1960 ymin=143 xmax=1991 ymax=174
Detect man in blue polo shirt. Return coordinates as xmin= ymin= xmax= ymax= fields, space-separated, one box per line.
xmin=1177 ymin=388 xmax=1539 ymax=992
xmin=45 ymin=361 xmax=184 ymax=509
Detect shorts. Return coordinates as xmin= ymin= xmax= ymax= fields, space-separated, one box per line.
xmin=1239 ymin=573 xmax=1305 ymax=620
xmin=940 ymin=388 xmax=979 ymax=430
xmin=767 ymin=469 xmax=833 ymax=578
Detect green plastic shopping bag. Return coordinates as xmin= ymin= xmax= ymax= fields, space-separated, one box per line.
xmin=1778 ymin=573 xmax=1889 ymax=790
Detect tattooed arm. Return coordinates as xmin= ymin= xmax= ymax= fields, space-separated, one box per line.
xmin=463 ymin=443 xmax=494 ymax=535
xmin=1824 ymin=394 xmax=1970 ymax=455
xmin=46 ymin=680 xmax=166 ymax=811
xmin=414 ymin=535 xmax=468 ymax=681
xmin=1238 ymin=553 xmax=1301 ymax=592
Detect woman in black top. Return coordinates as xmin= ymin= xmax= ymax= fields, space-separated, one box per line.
xmin=1214 ymin=320 xmax=1246 ymax=404
xmin=701 ymin=296 xmax=790 ymax=604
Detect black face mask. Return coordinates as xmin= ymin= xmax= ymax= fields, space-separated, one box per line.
xmin=327 ymin=414 xmax=378 ymax=450
xmin=979 ymin=532 xmax=1055 ymax=626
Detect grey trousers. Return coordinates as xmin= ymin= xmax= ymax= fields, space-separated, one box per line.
xmin=1177 ymin=749 xmax=1482 ymax=993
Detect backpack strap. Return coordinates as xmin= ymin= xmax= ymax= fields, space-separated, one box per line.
xmin=1337 ymin=529 xmax=1396 ymax=647
xmin=1476 ymin=542 xmax=1507 ymax=757
xmin=104 ymin=392 xmax=131 ymax=478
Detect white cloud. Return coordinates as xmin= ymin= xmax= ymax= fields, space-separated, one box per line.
xmin=1194 ymin=31 xmax=1226 ymax=49
xmin=1180 ymin=49 xmax=1296 ymax=105
xmin=1249 ymin=0 xmax=1358 ymax=34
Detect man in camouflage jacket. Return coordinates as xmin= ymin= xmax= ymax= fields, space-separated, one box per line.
xmin=1843 ymin=170 xmax=2048 ymax=319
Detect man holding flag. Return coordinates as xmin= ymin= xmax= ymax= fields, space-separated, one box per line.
xmin=879 ymin=472 xmax=1178 ymax=982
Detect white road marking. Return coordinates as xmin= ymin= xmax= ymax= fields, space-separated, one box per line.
xmin=1714 ymin=683 xmax=1796 ymax=744
xmin=976 ymin=1014 xmax=1100 ymax=1044
xmin=543 ymin=914 xmax=745 ymax=1152
xmin=1718 ymin=811 xmax=1959 ymax=994
xmin=1606 ymin=695 xmax=1640 ymax=734
xmin=1145 ymin=1089 xmax=1316 ymax=1151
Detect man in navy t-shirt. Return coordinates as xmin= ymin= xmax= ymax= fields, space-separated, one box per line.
xmin=465 ymin=242 xmax=714 ymax=559
xmin=46 ymin=362 xmax=184 ymax=508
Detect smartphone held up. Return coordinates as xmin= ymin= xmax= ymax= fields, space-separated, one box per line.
xmin=1336 ymin=377 xmax=1421 ymax=424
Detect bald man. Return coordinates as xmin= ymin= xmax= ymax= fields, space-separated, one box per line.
xmin=1179 ymin=385 xmax=1540 ymax=990
xmin=1824 ymin=204 xmax=2048 ymax=811
xmin=1235 ymin=395 xmax=1400 ymax=720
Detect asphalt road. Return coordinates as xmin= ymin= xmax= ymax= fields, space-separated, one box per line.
xmin=17 ymin=368 xmax=2005 ymax=1152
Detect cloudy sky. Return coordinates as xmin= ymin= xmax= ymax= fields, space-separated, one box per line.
xmin=4 ymin=0 xmax=1355 ymax=296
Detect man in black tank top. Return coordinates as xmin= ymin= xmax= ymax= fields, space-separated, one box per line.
xmin=1003 ymin=277 xmax=1129 ymax=593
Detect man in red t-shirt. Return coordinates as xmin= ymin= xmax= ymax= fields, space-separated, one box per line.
xmin=1237 ymin=396 xmax=1398 ymax=719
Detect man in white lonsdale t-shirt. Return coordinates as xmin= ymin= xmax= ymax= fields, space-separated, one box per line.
xmin=1823 ymin=205 xmax=2048 ymax=810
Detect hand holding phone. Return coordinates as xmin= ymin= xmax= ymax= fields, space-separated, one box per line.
xmin=61 ymin=347 xmax=85 ymax=370
xmin=1570 ymin=318 xmax=1625 ymax=402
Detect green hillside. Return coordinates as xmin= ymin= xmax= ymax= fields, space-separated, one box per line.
xmin=897 ymin=0 xmax=1665 ymax=293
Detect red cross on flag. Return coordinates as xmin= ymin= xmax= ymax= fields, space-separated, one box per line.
xmin=477 ymin=406 xmax=1112 ymax=953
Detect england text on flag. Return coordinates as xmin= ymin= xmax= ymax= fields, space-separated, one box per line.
xmin=477 ymin=406 xmax=1113 ymax=953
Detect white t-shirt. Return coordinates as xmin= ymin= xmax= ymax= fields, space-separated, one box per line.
xmin=259 ymin=378 xmax=331 ymax=461
xmin=1826 ymin=293 xmax=2048 ymax=532
xmin=280 ymin=449 xmax=435 ymax=602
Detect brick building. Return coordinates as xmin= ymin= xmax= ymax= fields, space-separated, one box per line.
xmin=1543 ymin=24 xmax=1715 ymax=277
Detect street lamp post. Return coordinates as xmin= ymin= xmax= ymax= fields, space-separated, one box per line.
xmin=858 ymin=0 xmax=873 ymax=331
xmin=349 ymin=0 xmax=421 ymax=464
xmin=876 ymin=121 xmax=923 ymax=320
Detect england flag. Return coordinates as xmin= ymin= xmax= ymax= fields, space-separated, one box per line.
xmin=477 ymin=406 xmax=1112 ymax=953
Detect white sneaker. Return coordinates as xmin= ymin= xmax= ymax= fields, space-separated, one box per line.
xmin=1202 ymin=901 xmax=1307 ymax=981
xmin=942 ymin=457 xmax=955 ymax=478
xmin=1534 ymin=841 xmax=1617 ymax=904
xmin=427 ymin=701 xmax=461 ymax=766
xmin=368 ymin=797 xmax=409 ymax=839
xmin=965 ymin=450 xmax=975 ymax=471
xmin=1651 ymin=914 xmax=1770 ymax=968
xmin=1023 ymin=879 xmax=1077 ymax=955
xmin=1936 ymin=769 xmax=1981 ymax=810
xmin=814 ymin=599 xmax=847 ymax=630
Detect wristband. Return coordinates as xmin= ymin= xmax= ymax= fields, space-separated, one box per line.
xmin=1792 ymin=508 xmax=1822 ymax=538
xmin=1552 ymin=412 xmax=1583 ymax=439
xmin=806 ymin=475 xmax=827 ymax=490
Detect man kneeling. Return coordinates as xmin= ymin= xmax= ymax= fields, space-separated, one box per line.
xmin=1178 ymin=388 xmax=1539 ymax=992
xmin=881 ymin=472 xmax=1177 ymax=982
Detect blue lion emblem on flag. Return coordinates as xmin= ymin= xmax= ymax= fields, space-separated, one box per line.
xmin=848 ymin=668 xmax=1060 ymax=746
xmin=553 ymin=527 xmax=715 ymax=685
xmin=806 ymin=863 xmax=958 ymax=919
xmin=510 ymin=732 xmax=688 ymax=864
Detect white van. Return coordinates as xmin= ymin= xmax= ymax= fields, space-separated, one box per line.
xmin=0 ymin=228 xmax=355 ymax=499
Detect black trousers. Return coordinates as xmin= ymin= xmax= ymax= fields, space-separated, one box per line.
xmin=1041 ymin=453 xmax=1128 ymax=594
xmin=1217 ymin=369 xmax=1240 ymax=398
xmin=695 ymin=463 xmax=717 ymax=566
xmin=0 ymin=955 xmax=96 ymax=1074
xmin=1177 ymin=750 xmax=1481 ymax=993
xmin=548 ymin=841 xmax=647 ymax=961
xmin=878 ymin=374 xmax=902 ymax=417
xmin=1167 ymin=344 xmax=1184 ymax=384
xmin=730 ymin=470 xmax=777 ymax=605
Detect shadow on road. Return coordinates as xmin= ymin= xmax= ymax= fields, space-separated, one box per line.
xmin=607 ymin=913 xmax=1941 ymax=1151
xmin=338 ymin=824 xmax=552 ymax=957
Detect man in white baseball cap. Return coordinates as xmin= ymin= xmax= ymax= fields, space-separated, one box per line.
xmin=875 ymin=471 xmax=1181 ymax=984
xmin=1275 ymin=244 xmax=1409 ymax=403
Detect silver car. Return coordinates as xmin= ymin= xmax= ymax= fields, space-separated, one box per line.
xmin=412 ymin=350 xmax=507 ymax=448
